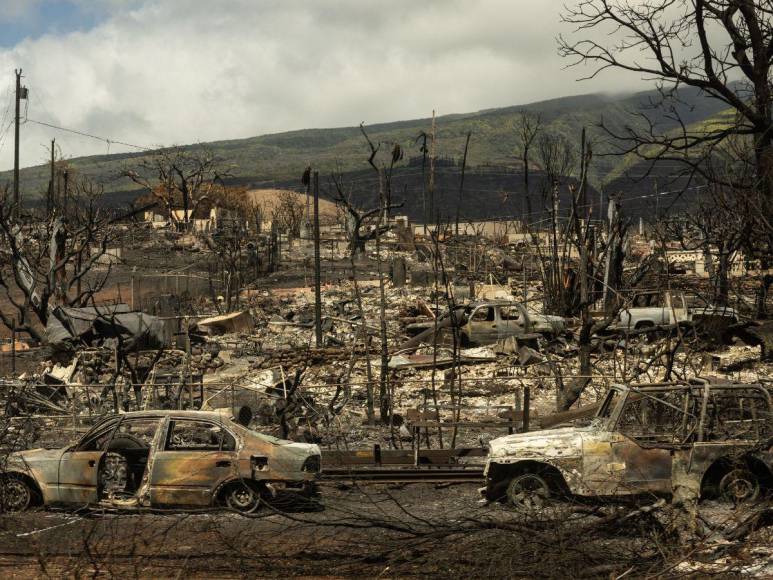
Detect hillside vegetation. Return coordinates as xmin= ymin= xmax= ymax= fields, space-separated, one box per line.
xmin=5 ymin=86 xmax=729 ymax=207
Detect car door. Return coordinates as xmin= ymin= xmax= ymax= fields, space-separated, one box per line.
xmin=57 ymin=418 xmax=120 ymax=505
xmin=615 ymin=438 xmax=672 ymax=493
xmin=466 ymin=306 xmax=498 ymax=345
xmin=584 ymin=389 xmax=696 ymax=496
xmin=581 ymin=431 xmax=626 ymax=495
xmin=104 ymin=417 xmax=165 ymax=498
xmin=582 ymin=431 xmax=672 ymax=495
xmin=149 ymin=418 xmax=238 ymax=506
xmin=497 ymin=305 xmax=527 ymax=339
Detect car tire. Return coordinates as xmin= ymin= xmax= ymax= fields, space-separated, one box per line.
xmin=634 ymin=321 xmax=659 ymax=341
xmin=719 ymin=469 xmax=760 ymax=504
xmin=222 ymin=481 xmax=262 ymax=514
xmin=505 ymin=472 xmax=550 ymax=512
xmin=1 ymin=476 xmax=33 ymax=512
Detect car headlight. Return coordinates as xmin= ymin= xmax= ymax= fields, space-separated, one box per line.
xmin=302 ymin=454 xmax=321 ymax=473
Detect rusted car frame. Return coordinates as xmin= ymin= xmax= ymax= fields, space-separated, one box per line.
xmin=483 ymin=381 xmax=773 ymax=510
xmin=462 ymin=301 xmax=566 ymax=346
xmin=1 ymin=410 xmax=321 ymax=513
xmin=402 ymin=301 xmax=566 ymax=349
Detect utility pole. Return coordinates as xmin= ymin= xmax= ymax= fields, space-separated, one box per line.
xmin=303 ymin=166 xmax=312 ymax=236
xmin=420 ymin=132 xmax=427 ymax=236
xmin=48 ymin=138 xmax=55 ymax=215
xmin=455 ymin=131 xmax=471 ymax=237
xmin=602 ymin=195 xmax=618 ymax=310
xmin=313 ymin=171 xmax=322 ymax=347
xmin=62 ymin=169 xmax=69 ymax=218
xmin=428 ymin=110 xmax=436 ymax=227
xmin=598 ymin=186 xmax=604 ymax=225
xmin=13 ymin=69 xmax=27 ymax=214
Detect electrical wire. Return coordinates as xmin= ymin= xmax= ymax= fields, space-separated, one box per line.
xmin=11 ymin=82 xmax=706 ymax=216
xmin=0 ymin=78 xmax=15 ymax=156
xmin=24 ymin=118 xmax=152 ymax=151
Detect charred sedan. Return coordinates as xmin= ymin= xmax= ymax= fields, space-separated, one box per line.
xmin=1 ymin=410 xmax=321 ymax=513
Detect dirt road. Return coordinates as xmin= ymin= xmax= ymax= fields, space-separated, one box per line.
xmin=0 ymin=483 xmax=770 ymax=578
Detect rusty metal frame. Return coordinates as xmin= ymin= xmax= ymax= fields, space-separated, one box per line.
xmin=609 ymin=381 xmax=771 ymax=445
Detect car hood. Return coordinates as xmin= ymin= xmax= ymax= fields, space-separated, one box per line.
xmin=488 ymin=426 xmax=591 ymax=460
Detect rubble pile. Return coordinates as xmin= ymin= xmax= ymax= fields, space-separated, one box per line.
xmin=7 ymin=257 xmax=771 ymax=451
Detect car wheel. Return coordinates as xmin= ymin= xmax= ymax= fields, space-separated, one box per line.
xmin=506 ymin=473 xmax=550 ymax=511
xmin=223 ymin=482 xmax=262 ymax=514
xmin=1 ymin=476 xmax=33 ymax=512
xmin=719 ymin=469 xmax=760 ymax=504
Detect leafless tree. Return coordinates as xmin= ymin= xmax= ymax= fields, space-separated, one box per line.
xmin=366 ymin=126 xmax=403 ymax=423
xmin=561 ymin=130 xmax=618 ymax=410
xmin=559 ymin=0 xmax=773 ymax=302
xmin=515 ymin=110 xmax=542 ymax=220
xmin=125 ymin=146 xmax=228 ymax=228
xmin=663 ymin=187 xmax=748 ymax=306
xmin=532 ymin=132 xmax=576 ymax=317
xmin=269 ymin=191 xmax=305 ymax=237
xmin=247 ymin=200 xmax=264 ymax=233
xmin=0 ymin=182 xmax=147 ymax=341
xmin=560 ymin=1 xmax=773 ymax=194
xmin=203 ymin=223 xmax=250 ymax=313
xmin=707 ymin=134 xmax=773 ymax=315
xmin=524 ymin=129 xmax=653 ymax=410
xmin=330 ymin=169 xmax=403 ymax=256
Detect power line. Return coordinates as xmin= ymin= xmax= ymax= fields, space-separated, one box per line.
xmin=24 ymin=118 xmax=152 ymax=152
xmin=0 ymin=118 xmax=15 ymax=156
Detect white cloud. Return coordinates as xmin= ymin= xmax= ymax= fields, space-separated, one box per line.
xmin=0 ymin=0 xmax=653 ymax=171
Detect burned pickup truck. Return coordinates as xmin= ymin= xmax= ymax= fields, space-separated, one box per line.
xmin=404 ymin=301 xmax=567 ymax=348
xmin=1 ymin=410 xmax=321 ymax=513
xmin=483 ymin=381 xmax=772 ymax=510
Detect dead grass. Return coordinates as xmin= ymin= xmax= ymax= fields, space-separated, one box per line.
xmin=246 ymin=188 xmax=340 ymax=224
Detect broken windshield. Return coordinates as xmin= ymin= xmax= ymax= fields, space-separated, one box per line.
xmin=617 ymin=388 xmax=698 ymax=445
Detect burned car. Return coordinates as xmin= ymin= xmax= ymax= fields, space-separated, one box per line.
xmin=483 ymin=381 xmax=772 ymax=510
xmin=405 ymin=301 xmax=566 ymax=348
xmin=459 ymin=301 xmax=566 ymax=345
xmin=1 ymin=410 xmax=321 ymax=513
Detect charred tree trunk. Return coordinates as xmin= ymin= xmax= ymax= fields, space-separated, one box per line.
xmin=757 ymin=272 xmax=772 ymax=319
xmin=715 ymin=249 xmax=731 ymax=306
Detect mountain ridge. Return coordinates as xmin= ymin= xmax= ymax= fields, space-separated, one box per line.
xmin=3 ymin=86 xmax=729 ymax=212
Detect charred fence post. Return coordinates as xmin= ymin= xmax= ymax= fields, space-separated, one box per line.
xmin=511 ymin=390 xmax=522 ymax=435
xmin=522 ymin=386 xmax=530 ymax=432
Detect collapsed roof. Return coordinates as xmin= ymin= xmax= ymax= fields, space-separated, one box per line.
xmin=46 ymin=304 xmax=166 ymax=348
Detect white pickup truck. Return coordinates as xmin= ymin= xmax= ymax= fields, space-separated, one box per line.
xmin=610 ymin=295 xmax=739 ymax=332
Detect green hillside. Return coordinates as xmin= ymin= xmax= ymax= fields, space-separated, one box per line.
xmin=3 ymin=86 xmax=730 ymax=204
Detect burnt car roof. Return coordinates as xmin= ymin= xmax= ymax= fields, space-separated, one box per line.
xmin=95 ymin=409 xmax=234 ymax=423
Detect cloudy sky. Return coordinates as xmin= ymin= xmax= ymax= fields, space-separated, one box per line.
xmin=0 ymin=0 xmax=652 ymax=171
